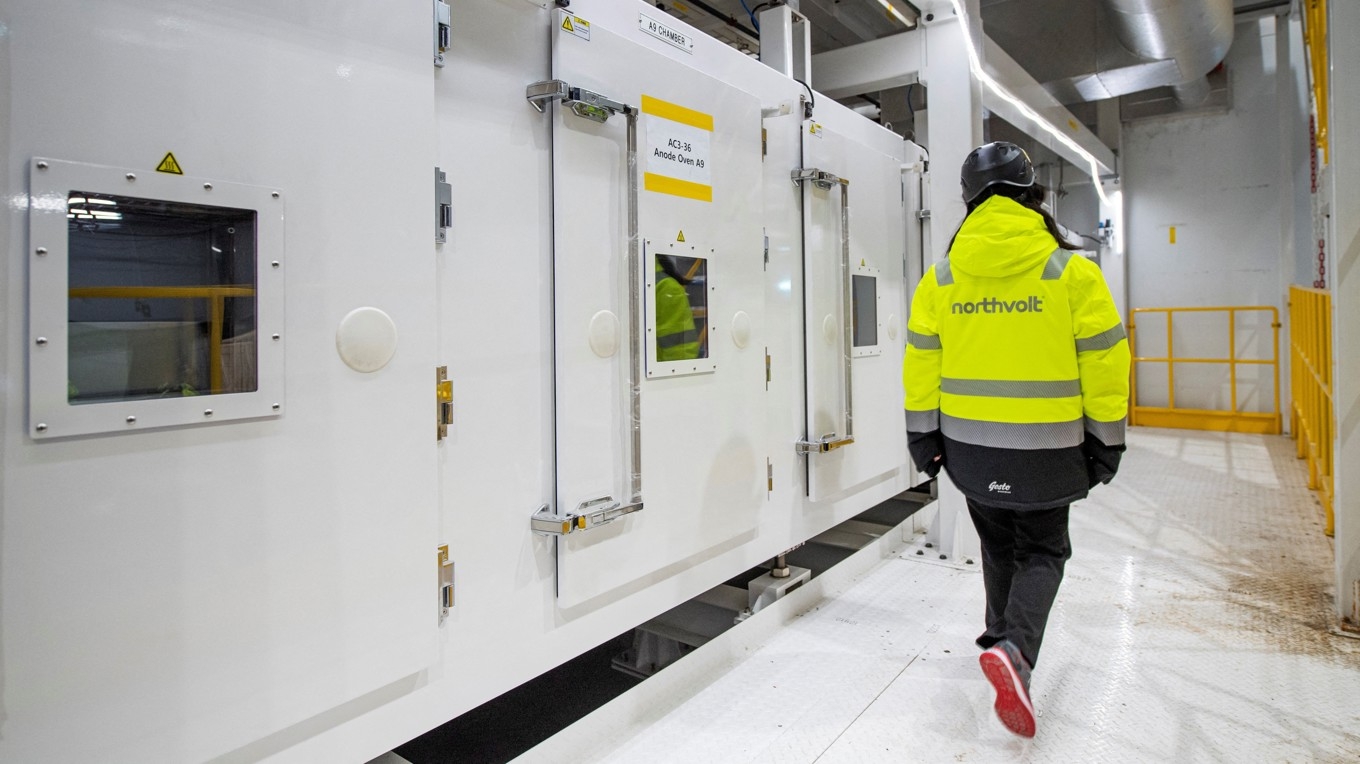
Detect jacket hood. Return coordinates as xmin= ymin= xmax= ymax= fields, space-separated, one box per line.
xmin=949 ymin=195 xmax=1059 ymax=278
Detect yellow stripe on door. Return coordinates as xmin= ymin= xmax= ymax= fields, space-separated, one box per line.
xmin=640 ymin=95 xmax=714 ymax=131
xmin=644 ymin=173 xmax=712 ymax=202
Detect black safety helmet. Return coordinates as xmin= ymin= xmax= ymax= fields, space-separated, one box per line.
xmin=960 ymin=141 xmax=1035 ymax=203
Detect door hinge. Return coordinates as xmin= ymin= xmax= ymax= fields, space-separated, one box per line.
xmin=438 ymin=545 xmax=454 ymax=623
xmin=433 ymin=1 xmax=451 ymax=67
xmin=767 ymin=458 xmax=773 ymax=493
xmin=437 ymin=366 xmax=453 ymax=440
xmin=763 ymin=232 xmax=770 ymax=270
xmin=764 ymin=348 xmax=771 ymax=390
xmin=435 ymin=167 xmax=453 ymax=244
xmin=762 ymin=127 xmax=768 ymax=158
xmin=916 ymin=209 xmax=931 ymax=221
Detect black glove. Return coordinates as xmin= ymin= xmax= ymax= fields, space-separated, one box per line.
xmin=908 ymin=429 xmax=945 ymax=478
xmin=1082 ymin=435 xmax=1125 ymax=488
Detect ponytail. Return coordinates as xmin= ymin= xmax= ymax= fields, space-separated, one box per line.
xmin=946 ymin=184 xmax=1082 ymax=253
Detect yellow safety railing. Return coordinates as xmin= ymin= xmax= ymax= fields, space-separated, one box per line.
xmin=1128 ymin=306 xmax=1281 ymax=435
xmin=70 ymin=285 xmax=256 ymax=395
xmin=1289 ymin=286 xmax=1334 ymax=535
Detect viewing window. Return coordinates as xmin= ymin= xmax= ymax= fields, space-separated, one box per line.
xmin=66 ymin=192 xmax=258 ymax=404
xmin=654 ymin=254 xmax=708 ymax=363
xmin=852 ymin=274 xmax=878 ymax=348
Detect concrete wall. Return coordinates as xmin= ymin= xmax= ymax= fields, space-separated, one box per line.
xmin=1124 ymin=15 xmax=1308 ymax=418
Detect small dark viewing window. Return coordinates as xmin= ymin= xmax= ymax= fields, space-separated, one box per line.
xmin=852 ymin=274 xmax=878 ymax=347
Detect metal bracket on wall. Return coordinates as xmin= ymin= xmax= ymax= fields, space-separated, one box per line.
xmin=530 ymin=497 xmax=643 ymax=536
xmin=433 ymin=1 xmax=451 ymax=67
xmin=435 ymin=167 xmax=452 ymax=244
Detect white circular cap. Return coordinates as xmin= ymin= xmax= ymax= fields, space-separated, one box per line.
xmin=588 ymin=310 xmax=620 ymax=358
xmin=731 ymin=311 xmax=752 ymax=349
xmin=336 ymin=307 xmax=398 ymax=373
xmin=823 ymin=314 xmax=838 ymax=345
xmin=887 ymin=314 xmax=899 ymax=341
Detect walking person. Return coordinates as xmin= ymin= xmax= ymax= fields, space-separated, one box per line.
xmin=902 ymin=142 xmax=1131 ymax=738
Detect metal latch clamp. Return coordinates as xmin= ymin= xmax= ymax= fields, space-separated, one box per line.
xmin=796 ymin=435 xmax=855 ymax=454
xmin=530 ymin=497 xmax=644 ymax=536
xmin=525 ymin=79 xmax=633 ymax=123
xmin=791 ymin=167 xmax=843 ymax=190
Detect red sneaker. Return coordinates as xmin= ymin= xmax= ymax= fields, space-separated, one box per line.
xmin=979 ymin=642 xmax=1036 ymax=737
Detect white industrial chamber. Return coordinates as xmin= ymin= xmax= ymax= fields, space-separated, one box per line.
xmin=0 ymin=1 xmax=929 ymax=761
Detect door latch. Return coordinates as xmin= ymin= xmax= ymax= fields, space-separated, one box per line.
xmin=796 ymin=434 xmax=854 ymax=454
xmin=530 ymin=497 xmax=643 ymax=536
xmin=525 ymin=80 xmax=633 ymax=124
xmin=792 ymin=167 xmax=843 ymax=190
xmin=437 ymin=366 xmax=453 ymax=441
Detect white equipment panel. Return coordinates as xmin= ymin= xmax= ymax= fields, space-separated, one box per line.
xmin=800 ymin=122 xmax=909 ymax=501
xmin=0 ymin=2 xmax=438 ymax=761
xmin=548 ymin=11 xmax=766 ymax=608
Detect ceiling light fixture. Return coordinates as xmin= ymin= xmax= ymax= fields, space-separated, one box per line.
xmin=946 ymin=0 xmax=1112 ymax=207
xmin=875 ymin=0 xmax=917 ymax=27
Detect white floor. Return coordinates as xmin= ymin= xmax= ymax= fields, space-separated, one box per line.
xmin=519 ymin=428 xmax=1360 ymax=763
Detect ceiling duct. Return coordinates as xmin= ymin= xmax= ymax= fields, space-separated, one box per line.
xmin=1104 ymin=0 xmax=1233 ymax=105
xmin=1020 ymin=0 xmax=1234 ymax=106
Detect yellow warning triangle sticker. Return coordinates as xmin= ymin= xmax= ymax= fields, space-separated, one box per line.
xmin=562 ymin=16 xmax=575 ymax=32
xmin=676 ymin=230 xmax=686 ymax=242
xmin=156 ymin=152 xmax=184 ymax=175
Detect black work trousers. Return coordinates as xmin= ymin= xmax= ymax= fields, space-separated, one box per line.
xmin=968 ymin=499 xmax=1072 ymax=669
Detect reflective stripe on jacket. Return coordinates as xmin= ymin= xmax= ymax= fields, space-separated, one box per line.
xmin=903 ymin=195 xmax=1130 ymax=508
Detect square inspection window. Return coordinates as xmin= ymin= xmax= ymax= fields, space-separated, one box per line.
xmin=28 ymin=158 xmax=284 ymax=439
xmin=66 ymin=192 xmax=259 ymax=404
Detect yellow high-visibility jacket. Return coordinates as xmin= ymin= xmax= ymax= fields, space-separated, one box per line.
xmin=656 ymin=264 xmax=700 ymax=362
xmin=903 ymin=195 xmax=1130 ymax=509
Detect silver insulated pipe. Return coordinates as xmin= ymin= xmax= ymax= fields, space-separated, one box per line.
xmin=1104 ymin=0 xmax=1233 ymax=105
